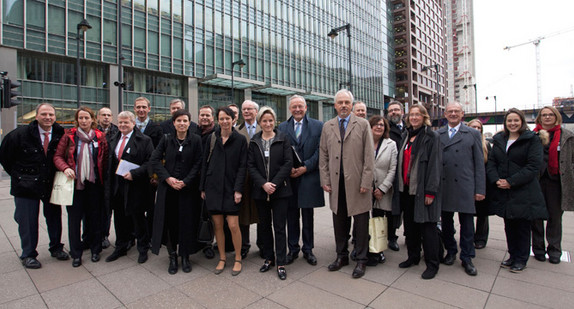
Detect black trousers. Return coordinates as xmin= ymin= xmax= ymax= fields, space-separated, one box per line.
xmin=401 ymin=190 xmax=440 ymax=271
xmin=67 ymin=182 xmax=103 ymax=259
xmin=112 ymin=190 xmax=149 ymax=254
xmin=333 ymin=176 xmax=369 ymax=264
xmin=14 ymin=197 xmax=64 ymax=259
xmin=474 ymin=215 xmax=489 ymax=245
xmin=287 ymin=180 xmax=314 ymax=254
xmin=532 ymin=176 xmax=563 ymax=258
xmin=256 ymin=198 xmax=288 ymax=266
xmin=504 ymin=218 xmax=531 ymax=264
xmin=441 ymin=211 xmax=475 ymax=262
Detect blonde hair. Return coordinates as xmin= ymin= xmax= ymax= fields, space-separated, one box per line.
xmin=535 ymin=106 xmax=562 ymax=127
xmin=468 ymin=119 xmax=488 ymax=164
xmin=406 ymin=104 xmax=431 ymax=127
xmin=256 ymin=106 xmax=277 ymax=124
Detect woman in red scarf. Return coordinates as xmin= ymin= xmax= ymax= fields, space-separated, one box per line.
xmin=532 ymin=106 xmax=574 ymax=264
xmin=54 ymin=107 xmax=108 ymax=267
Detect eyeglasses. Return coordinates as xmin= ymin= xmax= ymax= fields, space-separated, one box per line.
xmin=541 ymin=113 xmax=555 ymax=118
xmin=373 ymin=123 xmax=385 ymax=128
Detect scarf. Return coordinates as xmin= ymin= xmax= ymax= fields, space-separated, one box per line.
xmin=406 ymin=125 xmax=425 ymax=157
xmin=534 ymin=124 xmax=560 ymax=175
xmin=76 ymin=128 xmax=96 ymax=190
xmin=201 ymin=122 xmax=215 ymax=136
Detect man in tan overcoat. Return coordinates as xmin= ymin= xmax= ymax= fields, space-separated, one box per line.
xmin=319 ymin=89 xmax=374 ymax=279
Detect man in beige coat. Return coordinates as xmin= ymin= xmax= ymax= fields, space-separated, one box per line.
xmin=319 ymin=89 xmax=374 ymax=278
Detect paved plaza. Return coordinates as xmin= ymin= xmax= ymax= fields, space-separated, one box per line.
xmin=0 ymin=178 xmax=573 ymax=308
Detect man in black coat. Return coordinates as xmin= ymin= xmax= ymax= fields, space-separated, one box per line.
xmin=134 ymin=97 xmax=164 ymax=147
xmin=0 ymin=103 xmax=70 ymax=269
xmin=159 ymin=99 xmax=200 ymax=136
xmin=105 ymin=111 xmax=155 ymax=263
xmin=385 ymin=100 xmax=407 ymax=252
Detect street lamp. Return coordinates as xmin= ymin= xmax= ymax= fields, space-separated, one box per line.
xmin=463 ymin=83 xmax=478 ymax=113
xmin=231 ymin=59 xmax=246 ymax=104
xmin=486 ymin=95 xmax=498 ymax=132
xmin=327 ymin=23 xmax=352 ymax=91
xmin=76 ymin=19 xmax=92 ymax=108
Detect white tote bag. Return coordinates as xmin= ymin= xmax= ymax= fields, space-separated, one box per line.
xmin=49 ymin=171 xmax=74 ymax=206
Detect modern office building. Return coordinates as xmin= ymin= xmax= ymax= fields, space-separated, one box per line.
xmin=391 ymin=0 xmax=446 ymax=118
xmin=445 ymin=0 xmax=476 ymax=113
xmin=0 ymin=0 xmax=392 ymax=132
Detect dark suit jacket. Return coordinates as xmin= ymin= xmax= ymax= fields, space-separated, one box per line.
xmin=142 ymin=120 xmax=164 ymax=148
xmin=106 ymin=129 xmax=154 ymax=215
xmin=277 ymin=114 xmax=324 ymax=208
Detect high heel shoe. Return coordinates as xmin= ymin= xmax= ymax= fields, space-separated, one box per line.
xmin=214 ymin=259 xmax=226 ymax=275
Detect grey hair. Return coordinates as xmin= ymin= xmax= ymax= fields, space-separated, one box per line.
xmin=445 ymin=101 xmax=463 ymax=110
xmin=117 ymin=111 xmax=136 ymax=124
xmin=242 ymin=100 xmax=260 ymax=111
xmin=289 ymin=95 xmax=307 ymax=107
xmin=170 ymin=99 xmax=186 ymax=109
xmin=334 ymin=89 xmax=354 ymax=103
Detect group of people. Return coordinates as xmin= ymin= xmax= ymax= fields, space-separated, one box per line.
xmin=0 ymin=89 xmax=571 ymax=282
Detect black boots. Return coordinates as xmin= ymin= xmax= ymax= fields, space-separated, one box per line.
xmin=181 ymin=255 xmax=191 ymax=273
xmin=168 ymin=252 xmax=178 ymax=274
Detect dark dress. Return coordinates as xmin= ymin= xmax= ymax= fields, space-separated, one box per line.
xmin=200 ymin=128 xmax=247 ymax=215
xmin=150 ymin=133 xmax=203 ymax=256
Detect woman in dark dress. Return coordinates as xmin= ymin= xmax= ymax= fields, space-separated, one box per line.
xmin=487 ymin=108 xmax=547 ymax=273
xmin=248 ymin=106 xmax=293 ymax=280
xmin=200 ymin=107 xmax=247 ymax=276
xmin=53 ymin=107 xmax=108 ymax=267
xmin=151 ymin=109 xmax=203 ymax=274
xmin=467 ymin=119 xmax=492 ymax=249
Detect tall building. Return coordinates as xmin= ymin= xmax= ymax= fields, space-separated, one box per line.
xmin=391 ymin=0 xmax=446 ymax=118
xmin=0 ymin=0 xmax=390 ymax=131
xmin=445 ymin=0 xmax=476 ymax=113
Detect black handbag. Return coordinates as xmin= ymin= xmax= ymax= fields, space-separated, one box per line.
xmin=197 ymin=201 xmax=214 ymax=243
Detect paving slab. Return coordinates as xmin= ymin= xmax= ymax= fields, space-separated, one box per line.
xmin=177 ymin=274 xmax=261 ymax=308
xmin=0 ymin=269 xmax=38 ymax=305
xmin=491 ymin=275 xmax=574 ymax=308
xmin=267 ymin=281 xmax=364 ymax=309
xmin=126 ymin=288 xmax=201 ymax=309
xmin=41 ymin=278 xmax=121 ymax=309
xmin=98 ymin=265 xmax=171 ymax=304
xmin=369 ymin=287 xmax=458 ymax=309
xmin=0 ymin=294 xmax=47 ymax=309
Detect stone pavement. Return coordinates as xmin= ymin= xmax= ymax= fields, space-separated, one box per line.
xmin=0 ymin=178 xmax=573 ymax=309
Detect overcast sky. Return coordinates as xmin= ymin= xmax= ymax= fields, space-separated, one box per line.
xmin=474 ymin=0 xmax=574 ymax=113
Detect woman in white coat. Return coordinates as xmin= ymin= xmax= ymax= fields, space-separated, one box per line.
xmin=368 ymin=115 xmax=397 ymax=265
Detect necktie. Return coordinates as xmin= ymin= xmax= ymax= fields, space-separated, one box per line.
xmin=118 ymin=136 xmax=128 ymax=160
xmin=43 ymin=132 xmax=50 ymax=155
xmin=248 ymin=125 xmax=254 ymax=139
xmin=339 ymin=119 xmax=346 ymax=140
xmin=449 ymin=128 xmax=456 ymax=139
xmin=295 ymin=122 xmax=301 ymax=139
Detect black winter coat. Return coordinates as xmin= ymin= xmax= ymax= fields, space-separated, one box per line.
xmin=106 ymin=129 xmax=154 ymax=215
xmin=248 ymin=130 xmax=293 ymax=200
xmin=142 ymin=120 xmax=165 ymax=148
xmin=486 ymin=130 xmax=548 ymax=220
xmin=150 ymin=133 xmax=203 ymax=255
xmin=0 ymin=121 xmax=65 ymax=201
xmin=200 ymin=128 xmax=247 ymax=213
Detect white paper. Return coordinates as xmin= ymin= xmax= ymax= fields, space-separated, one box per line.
xmin=116 ymin=159 xmax=140 ymax=176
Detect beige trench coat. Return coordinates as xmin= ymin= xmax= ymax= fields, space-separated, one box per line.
xmin=373 ymin=138 xmax=397 ymax=211
xmin=319 ymin=114 xmax=374 ymax=216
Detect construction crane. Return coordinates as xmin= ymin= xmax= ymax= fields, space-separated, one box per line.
xmin=504 ymin=26 xmax=574 ymax=107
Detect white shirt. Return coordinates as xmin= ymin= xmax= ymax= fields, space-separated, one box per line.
xmin=38 ymin=126 xmax=52 ymax=145
xmin=115 ymin=131 xmax=133 ymax=158
xmin=448 ymin=122 xmax=462 ymax=137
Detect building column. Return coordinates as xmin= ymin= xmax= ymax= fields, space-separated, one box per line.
xmin=188 ymin=77 xmax=199 ymax=122
xmin=108 ymin=64 xmax=120 ymax=120
xmin=318 ymin=101 xmax=324 ymax=122
xmin=244 ymin=88 xmax=252 ymax=101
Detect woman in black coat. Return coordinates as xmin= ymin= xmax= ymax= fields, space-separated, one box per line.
xmin=200 ymin=107 xmax=247 ymax=276
xmin=467 ymin=119 xmax=493 ymax=249
xmin=151 ymin=109 xmax=203 ymax=274
xmin=396 ymin=104 xmax=442 ymax=280
xmin=248 ymin=106 xmax=293 ymax=280
xmin=486 ymin=108 xmax=547 ymax=273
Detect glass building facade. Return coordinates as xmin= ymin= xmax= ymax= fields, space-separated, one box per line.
xmin=1 ymin=0 xmax=392 ymax=127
